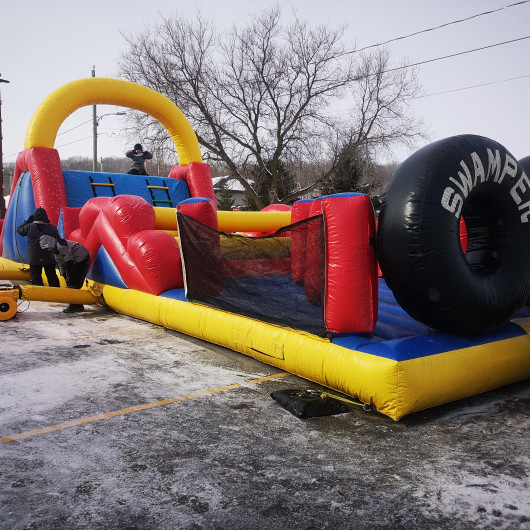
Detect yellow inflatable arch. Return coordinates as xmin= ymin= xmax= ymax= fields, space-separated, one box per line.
xmin=24 ymin=77 xmax=202 ymax=165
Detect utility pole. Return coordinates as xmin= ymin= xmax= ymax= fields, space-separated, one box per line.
xmin=91 ymin=67 xmax=125 ymax=172
xmin=0 ymin=73 xmax=10 ymax=218
xmin=92 ymin=66 xmax=97 ymax=172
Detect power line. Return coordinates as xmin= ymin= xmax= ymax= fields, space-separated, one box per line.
xmin=4 ymin=135 xmax=94 ymax=161
xmin=57 ymin=119 xmax=93 ymax=137
xmin=327 ymin=71 xmax=530 ymax=116
xmin=349 ymin=0 xmax=530 ymax=55
xmin=58 ymin=111 xmax=126 ymax=138
xmin=378 ymin=35 xmax=530 ymax=76
xmin=55 ymin=136 xmax=93 ymax=149
xmin=226 ymin=8 xmax=530 ymax=85
xmin=5 ymin=117 xmax=127 ymax=160
xmin=417 ymin=73 xmax=530 ymax=98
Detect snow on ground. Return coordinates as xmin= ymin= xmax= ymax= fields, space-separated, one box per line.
xmin=1 ymin=295 xmax=529 ymax=529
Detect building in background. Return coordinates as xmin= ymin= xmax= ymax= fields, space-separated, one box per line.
xmin=212 ymin=176 xmax=249 ymax=210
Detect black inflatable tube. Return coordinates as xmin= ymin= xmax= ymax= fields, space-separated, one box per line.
xmin=377 ymin=135 xmax=530 ymax=335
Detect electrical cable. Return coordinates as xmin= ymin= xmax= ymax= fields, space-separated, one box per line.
xmin=8 ymin=134 xmax=94 ymax=159
xmin=17 ymin=298 xmax=30 ymax=313
xmin=5 ymin=134 xmax=93 ymax=160
xmin=350 ymin=0 xmax=530 ymax=55
xmin=378 ymin=35 xmax=530 ymax=76
xmin=57 ymin=119 xmax=93 ymax=137
xmin=417 ymin=73 xmax=530 ymax=98
xmin=54 ymin=136 xmax=93 ymax=149
xmin=326 ymin=71 xmax=530 ymax=117
xmin=5 ymin=129 xmax=121 ymax=160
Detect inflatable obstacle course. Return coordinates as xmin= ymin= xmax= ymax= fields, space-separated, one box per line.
xmin=1 ymin=77 xmax=529 ymax=420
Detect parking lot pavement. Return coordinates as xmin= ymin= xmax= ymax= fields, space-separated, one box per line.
xmin=1 ymin=296 xmax=529 ymax=529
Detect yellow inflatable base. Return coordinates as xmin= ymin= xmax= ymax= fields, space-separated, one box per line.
xmin=3 ymin=257 xmax=528 ymax=420
xmin=98 ymin=282 xmax=530 ymax=421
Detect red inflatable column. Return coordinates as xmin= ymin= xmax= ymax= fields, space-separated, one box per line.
xmin=168 ymin=163 xmax=216 ymax=202
xmin=14 ymin=147 xmax=66 ymax=225
xmin=176 ymin=198 xmax=219 ymax=229
xmin=323 ymin=194 xmax=378 ymax=333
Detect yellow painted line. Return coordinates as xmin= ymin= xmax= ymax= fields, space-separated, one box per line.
xmin=0 ymin=328 xmax=148 ymax=350
xmin=1 ymin=372 xmax=289 ymax=443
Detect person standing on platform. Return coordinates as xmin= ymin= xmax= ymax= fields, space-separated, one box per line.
xmin=126 ymin=143 xmax=153 ymax=175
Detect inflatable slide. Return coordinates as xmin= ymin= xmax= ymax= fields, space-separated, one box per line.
xmin=1 ymin=77 xmax=529 ymax=420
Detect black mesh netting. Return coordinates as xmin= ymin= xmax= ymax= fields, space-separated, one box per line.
xmin=177 ymin=213 xmax=326 ymax=335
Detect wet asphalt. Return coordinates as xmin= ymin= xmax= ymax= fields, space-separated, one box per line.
xmin=1 ymin=293 xmax=529 ymax=530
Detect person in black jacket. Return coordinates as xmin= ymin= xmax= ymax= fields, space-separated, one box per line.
xmin=126 ymin=143 xmax=153 ymax=175
xmin=40 ymin=235 xmax=91 ymax=313
xmin=16 ymin=207 xmax=64 ymax=287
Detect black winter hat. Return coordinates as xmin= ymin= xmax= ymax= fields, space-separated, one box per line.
xmin=33 ymin=207 xmax=50 ymax=223
xmin=134 ymin=143 xmax=142 ymax=150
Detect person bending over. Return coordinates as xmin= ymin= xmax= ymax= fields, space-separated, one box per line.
xmin=126 ymin=143 xmax=153 ymax=175
xmin=40 ymin=235 xmax=92 ymax=313
xmin=16 ymin=207 xmax=63 ymax=287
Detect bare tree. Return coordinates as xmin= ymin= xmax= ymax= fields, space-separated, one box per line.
xmin=119 ymin=7 xmax=424 ymax=209
xmin=339 ymin=49 xmax=425 ymax=158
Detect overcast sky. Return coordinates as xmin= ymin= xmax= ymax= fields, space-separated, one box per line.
xmin=1 ymin=0 xmax=529 ymax=167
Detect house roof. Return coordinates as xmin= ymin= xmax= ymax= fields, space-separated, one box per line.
xmin=212 ymin=176 xmax=251 ymax=192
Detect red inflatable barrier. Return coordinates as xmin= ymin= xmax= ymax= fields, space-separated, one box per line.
xmin=177 ymin=198 xmax=219 ymax=229
xmin=128 ymin=230 xmax=183 ymax=290
xmin=12 ymin=148 xmax=66 ymax=226
xmin=323 ymin=194 xmax=378 ymax=333
xmin=70 ymin=195 xmax=182 ymax=295
xmin=168 ymin=163 xmax=216 ymax=202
